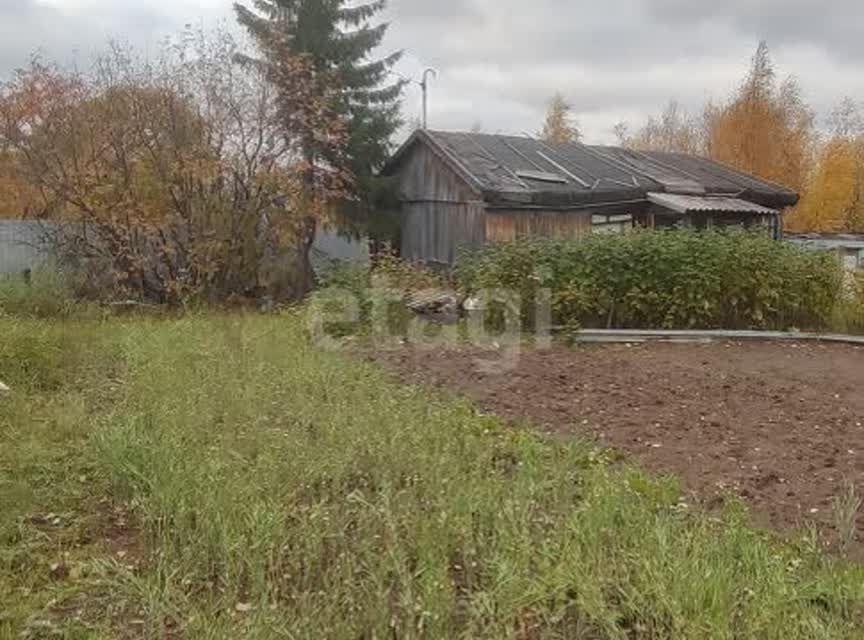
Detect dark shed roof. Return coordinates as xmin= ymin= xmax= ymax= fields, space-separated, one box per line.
xmin=383 ymin=130 xmax=799 ymax=211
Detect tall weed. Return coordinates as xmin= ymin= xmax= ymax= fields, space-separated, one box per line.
xmin=86 ymin=314 xmax=864 ymax=638
xmin=832 ymin=271 xmax=864 ymax=335
xmin=0 ymin=270 xmax=76 ymax=319
xmin=312 ymin=254 xmax=445 ymax=337
xmin=457 ymin=230 xmax=843 ymax=331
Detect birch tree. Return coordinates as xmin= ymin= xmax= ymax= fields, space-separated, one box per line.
xmin=541 ymin=92 xmax=581 ymax=144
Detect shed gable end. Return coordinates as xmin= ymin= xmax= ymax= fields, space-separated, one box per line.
xmin=393 ymin=140 xmax=480 ymax=204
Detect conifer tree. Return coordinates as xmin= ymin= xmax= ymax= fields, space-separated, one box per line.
xmin=235 ymin=0 xmax=405 ymax=195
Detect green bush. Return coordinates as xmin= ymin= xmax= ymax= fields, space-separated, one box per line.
xmin=456 ymin=230 xmax=844 ymax=331
xmin=317 ymin=252 xmax=443 ymax=296
xmin=371 ymin=250 xmax=445 ymax=291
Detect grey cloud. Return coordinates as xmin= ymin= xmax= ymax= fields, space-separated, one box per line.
xmin=0 ymin=0 xmax=69 ymax=74
xmin=388 ymin=0 xmax=746 ymax=69
xmin=0 ymin=0 xmax=226 ymax=79
xmin=386 ymin=0 xmax=864 ymax=140
xmin=2 ymin=0 xmax=862 ymax=143
xmin=644 ymin=0 xmax=864 ymax=61
xmin=389 ymin=0 xmax=483 ymax=25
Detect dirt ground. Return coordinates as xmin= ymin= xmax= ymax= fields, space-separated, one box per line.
xmin=367 ymin=340 xmax=864 ymax=552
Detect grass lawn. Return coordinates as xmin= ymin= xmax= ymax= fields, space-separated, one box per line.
xmin=1 ymin=311 xmax=863 ymax=639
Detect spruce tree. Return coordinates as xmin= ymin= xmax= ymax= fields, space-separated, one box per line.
xmin=234 ymin=0 xmax=405 ymax=195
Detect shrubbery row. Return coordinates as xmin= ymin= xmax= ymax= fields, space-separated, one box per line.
xmin=455 ymin=230 xmax=844 ymax=331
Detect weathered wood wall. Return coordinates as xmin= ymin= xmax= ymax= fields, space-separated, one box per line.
xmin=393 ymin=143 xmax=631 ymax=265
xmin=395 ymin=142 xmax=478 ymax=203
xmin=395 ymin=142 xmax=486 ymax=265
xmin=486 ymin=210 xmax=592 ymax=243
xmin=402 ymin=202 xmax=486 ymax=265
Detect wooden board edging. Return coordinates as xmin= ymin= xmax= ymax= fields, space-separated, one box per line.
xmin=562 ymin=329 xmax=864 ymax=346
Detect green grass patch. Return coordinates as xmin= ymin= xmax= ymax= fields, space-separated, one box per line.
xmin=0 ymin=318 xmax=125 ymax=639
xmin=0 ymin=270 xmax=79 ymax=320
xmin=1 ymin=312 xmax=863 ymax=638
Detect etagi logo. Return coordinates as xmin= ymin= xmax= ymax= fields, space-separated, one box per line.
xmin=306 ymin=287 xmax=553 ymax=373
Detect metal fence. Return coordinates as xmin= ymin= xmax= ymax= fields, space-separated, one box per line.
xmin=786 ymin=234 xmax=864 ymax=271
xmin=0 ymin=219 xmax=53 ymax=275
xmin=0 ymin=219 xmax=368 ymax=278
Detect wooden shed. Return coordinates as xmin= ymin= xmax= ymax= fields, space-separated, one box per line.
xmin=381 ymin=130 xmax=799 ymax=266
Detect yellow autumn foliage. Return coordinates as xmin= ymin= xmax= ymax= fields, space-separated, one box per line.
xmin=789 ymin=138 xmax=864 ymax=232
xmin=0 ymin=150 xmax=38 ymax=218
xmin=706 ymin=43 xmax=815 ymax=196
xmin=541 ymin=93 xmax=581 ymax=144
xmin=619 ymin=42 xmax=864 ymax=232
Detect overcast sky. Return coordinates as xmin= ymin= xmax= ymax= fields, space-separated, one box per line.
xmin=2 ymin=0 xmax=863 ymax=143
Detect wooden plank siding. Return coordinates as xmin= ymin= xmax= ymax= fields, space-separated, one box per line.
xmin=394 ymin=140 xmax=609 ymax=265
xmin=395 ymin=141 xmax=479 ymax=203
xmin=395 ymin=138 xmax=487 ymax=265
xmin=486 ymin=210 xmax=592 ymax=243
xmin=402 ymin=202 xmax=486 ymax=265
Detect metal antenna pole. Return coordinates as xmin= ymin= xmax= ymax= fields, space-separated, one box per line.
xmin=420 ymin=68 xmax=437 ymax=129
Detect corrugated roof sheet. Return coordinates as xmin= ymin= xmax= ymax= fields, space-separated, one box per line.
xmin=383 ymin=130 xmax=799 ymax=211
xmin=423 ymin=131 xmax=657 ymax=207
xmin=647 ymin=193 xmax=778 ymax=215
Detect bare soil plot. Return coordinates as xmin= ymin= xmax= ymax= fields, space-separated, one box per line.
xmin=367 ymin=340 xmax=864 ymax=552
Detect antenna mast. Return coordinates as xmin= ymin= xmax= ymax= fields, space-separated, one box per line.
xmin=420 ymin=68 xmax=438 ymax=129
